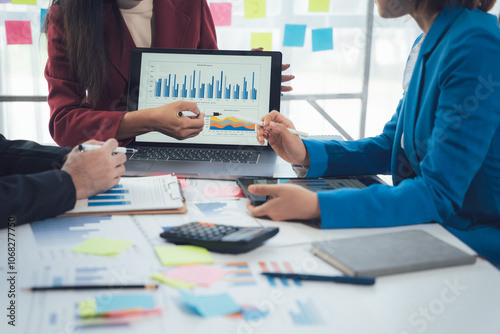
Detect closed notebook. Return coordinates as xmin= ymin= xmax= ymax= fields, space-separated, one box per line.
xmin=311 ymin=230 xmax=476 ymax=277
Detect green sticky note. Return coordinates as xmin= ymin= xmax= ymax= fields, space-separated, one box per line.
xmin=245 ymin=0 xmax=266 ymax=19
xmin=11 ymin=0 xmax=37 ymax=4
xmin=155 ymin=245 xmax=213 ymax=266
xmin=309 ymin=0 xmax=330 ymax=12
xmin=79 ymin=300 xmax=96 ymax=318
xmin=151 ymin=273 xmax=197 ymax=289
xmin=71 ymin=238 xmax=134 ymax=256
xmin=251 ymin=32 xmax=272 ymax=51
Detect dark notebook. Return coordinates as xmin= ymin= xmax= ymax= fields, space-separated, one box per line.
xmin=311 ymin=230 xmax=476 ymax=277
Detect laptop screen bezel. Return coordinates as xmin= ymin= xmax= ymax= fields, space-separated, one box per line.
xmin=127 ymin=48 xmax=282 ymax=150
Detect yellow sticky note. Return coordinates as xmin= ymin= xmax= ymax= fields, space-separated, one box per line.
xmin=251 ymin=32 xmax=272 ymax=51
xmin=79 ymin=300 xmax=96 ymax=318
xmin=155 ymin=245 xmax=213 ymax=267
xmin=151 ymin=273 xmax=197 ymax=289
xmin=309 ymin=0 xmax=330 ymax=12
xmin=71 ymin=238 xmax=134 ymax=256
xmin=245 ymin=0 xmax=266 ymax=19
xmin=11 ymin=0 xmax=37 ymax=4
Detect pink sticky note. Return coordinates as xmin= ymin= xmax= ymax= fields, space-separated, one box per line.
xmin=210 ymin=3 xmax=232 ymax=26
xmin=178 ymin=178 xmax=192 ymax=188
xmin=165 ymin=265 xmax=229 ymax=287
xmin=5 ymin=21 xmax=32 ymax=45
xmin=204 ymin=186 xmax=243 ymax=198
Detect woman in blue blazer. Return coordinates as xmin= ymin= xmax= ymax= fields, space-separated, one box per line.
xmin=247 ymin=0 xmax=500 ymax=265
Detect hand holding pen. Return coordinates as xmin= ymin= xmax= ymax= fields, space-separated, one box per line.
xmin=255 ymin=110 xmax=311 ymax=166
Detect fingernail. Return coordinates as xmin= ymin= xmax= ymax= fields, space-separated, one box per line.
xmin=270 ymin=121 xmax=277 ymax=127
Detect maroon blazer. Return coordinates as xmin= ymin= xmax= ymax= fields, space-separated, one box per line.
xmin=45 ymin=0 xmax=218 ymax=147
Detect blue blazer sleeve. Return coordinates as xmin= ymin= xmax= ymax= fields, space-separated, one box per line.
xmin=0 ymin=135 xmax=76 ymax=227
xmin=304 ymin=102 xmax=399 ymax=177
xmin=316 ymin=19 xmax=500 ymax=230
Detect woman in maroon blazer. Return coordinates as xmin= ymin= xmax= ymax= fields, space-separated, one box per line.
xmin=45 ymin=0 xmax=218 ymax=147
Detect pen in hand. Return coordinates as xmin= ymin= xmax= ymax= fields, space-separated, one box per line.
xmin=178 ymin=111 xmax=222 ymax=117
xmin=234 ymin=115 xmax=309 ymax=137
xmin=79 ymin=144 xmax=138 ymax=154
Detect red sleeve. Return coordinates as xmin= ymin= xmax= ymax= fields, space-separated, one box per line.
xmin=44 ymin=6 xmax=127 ymax=147
xmin=199 ymin=0 xmax=218 ymax=49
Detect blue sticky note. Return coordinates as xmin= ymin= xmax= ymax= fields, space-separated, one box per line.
xmin=312 ymin=27 xmax=333 ymax=52
xmin=95 ymin=294 xmax=155 ymax=314
xmin=283 ymin=24 xmax=306 ymax=47
xmin=180 ymin=291 xmax=241 ymax=317
xmin=40 ymin=8 xmax=48 ymax=33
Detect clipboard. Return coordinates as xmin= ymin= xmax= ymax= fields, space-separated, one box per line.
xmin=62 ymin=176 xmax=188 ymax=217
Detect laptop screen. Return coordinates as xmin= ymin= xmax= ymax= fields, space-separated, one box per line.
xmin=128 ymin=48 xmax=282 ymax=147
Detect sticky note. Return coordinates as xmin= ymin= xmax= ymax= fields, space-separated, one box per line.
xmin=251 ymin=32 xmax=272 ymax=51
xmin=309 ymin=0 xmax=330 ymax=12
xmin=0 ymin=0 xmax=11 ymax=3
xmin=180 ymin=291 xmax=241 ymax=317
xmin=11 ymin=0 xmax=36 ymax=4
xmin=155 ymin=245 xmax=213 ymax=266
xmin=312 ymin=27 xmax=334 ymax=52
xmin=95 ymin=294 xmax=155 ymax=314
xmin=178 ymin=178 xmax=192 ymax=188
xmin=210 ymin=3 xmax=232 ymax=26
xmin=5 ymin=21 xmax=32 ymax=45
xmin=71 ymin=238 xmax=134 ymax=256
xmin=283 ymin=24 xmax=307 ymax=47
xmin=79 ymin=300 xmax=97 ymax=318
xmin=151 ymin=273 xmax=197 ymax=289
xmin=165 ymin=265 xmax=228 ymax=287
xmin=245 ymin=0 xmax=266 ymax=19
xmin=41 ymin=8 xmax=48 ymax=33
xmin=204 ymin=186 xmax=243 ymax=197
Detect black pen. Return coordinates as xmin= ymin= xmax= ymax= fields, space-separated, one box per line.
xmin=25 ymin=284 xmax=158 ymax=291
xmin=261 ymin=272 xmax=375 ymax=286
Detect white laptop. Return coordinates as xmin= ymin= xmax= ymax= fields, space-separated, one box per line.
xmin=125 ymin=48 xmax=282 ymax=179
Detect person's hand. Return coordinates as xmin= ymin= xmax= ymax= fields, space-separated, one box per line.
xmin=256 ymin=111 xmax=309 ymax=166
xmin=61 ymin=139 xmax=126 ymax=200
xmin=245 ymin=184 xmax=320 ymax=221
xmin=251 ymin=47 xmax=294 ymax=95
xmin=150 ymin=101 xmax=205 ymax=140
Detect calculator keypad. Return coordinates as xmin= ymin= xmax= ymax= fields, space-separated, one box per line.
xmin=165 ymin=222 xmax=240 ymax=241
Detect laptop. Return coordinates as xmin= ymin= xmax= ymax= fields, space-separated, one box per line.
xmin=125 ymin=48 xmax=282 ymax=179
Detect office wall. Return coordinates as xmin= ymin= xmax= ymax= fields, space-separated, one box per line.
xmin=0 ymin=0 xmax=498 ymax=143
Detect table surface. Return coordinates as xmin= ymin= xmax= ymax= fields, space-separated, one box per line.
xmin=1 ymin=175 xmax=499 ymax=334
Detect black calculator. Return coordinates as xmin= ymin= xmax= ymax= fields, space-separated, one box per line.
xmin=159 ymin=222 xmax=279 ymax=254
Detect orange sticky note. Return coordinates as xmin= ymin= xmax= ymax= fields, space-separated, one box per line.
xmin=210 ymin=3 xmax=232 ymax=26
xmin=5 ymin=21 xmax=32 ymax=45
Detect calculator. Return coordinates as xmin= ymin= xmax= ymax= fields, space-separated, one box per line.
xmin=159 ymin=222 xmax=279 ymax=254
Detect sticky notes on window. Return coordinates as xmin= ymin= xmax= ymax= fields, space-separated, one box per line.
xmin=245 ymin=0 xmax=266 ymax=19
xmin=312 ymin=27 xmax=334 ymax=52
xmin=210 ymin=3 xmax=232 ymax=26
xmin=95 ymin=294 xmax=155 ymax=314
xmin=251 ymin=32 xmax=272 ymax=51
xmin=11 ymin=0 xmax=36 ymax=4
xmin=5 ymin=21 xmax=32 ymax=45
xmin=71 ymin=238 xmax=134 ymax=256
xmin=309 ymin=0 xmax=330 ymax=12
xmin=151 ymin=273 xmax=197 ymax=289
xmin=283 ymin=24 xmax=307 ymax=47
xmin=155 ymin=245 xmax=213 ymax=266
xmin=41 ymin=8 xmax=48 ymax=33
xmin=180 ymin=291 xmax=241 ymax=317
xmin=164 ymin=265 xmax=228 ymax=287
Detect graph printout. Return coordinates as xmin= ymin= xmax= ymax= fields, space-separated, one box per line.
xmin=136 ymin=52 xmax=273 ymax=146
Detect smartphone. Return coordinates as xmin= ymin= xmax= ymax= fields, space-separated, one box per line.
xmin=237 ymin=176 xmax=385 ymax=206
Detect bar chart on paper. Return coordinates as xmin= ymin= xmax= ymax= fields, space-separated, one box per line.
xmin=289 ymin=299 xmax=325 ymax=326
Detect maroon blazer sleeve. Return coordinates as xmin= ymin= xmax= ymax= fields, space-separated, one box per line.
xmin=45 ymin=0 xmax=218 ymax=148
xmin=44 ymin=6 xmax=128 ymax=148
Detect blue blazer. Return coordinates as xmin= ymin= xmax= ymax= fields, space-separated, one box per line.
xmin=304 ymin=7 xmax=500 ymax=264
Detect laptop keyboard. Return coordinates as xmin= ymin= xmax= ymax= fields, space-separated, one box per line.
xmin=129 ymin=147 xmax=260 ymax=164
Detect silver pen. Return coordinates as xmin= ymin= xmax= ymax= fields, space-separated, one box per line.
xmin=78 ymin=144 xmax=138 ymax=154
